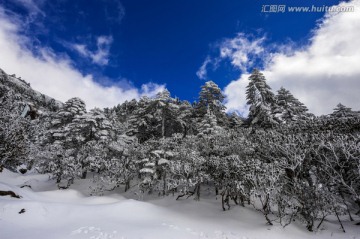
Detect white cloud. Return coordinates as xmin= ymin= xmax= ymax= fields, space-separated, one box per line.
xmin=197 ymin=33 xmax=266 ymax=80
xmin=223 ymin=0 xmax=360 ymax=116
xmin=0 ymin=7 xmax=165 ymax=110
xmin=69 ymin=36 xmax=113 ymax=66
xmin=196 ymin=56 xmax=211 ymax=79
xmin=224 ymin=73 xmax=250 ymax=116
xmin=219 ymin=33 xmax=265 ymax=73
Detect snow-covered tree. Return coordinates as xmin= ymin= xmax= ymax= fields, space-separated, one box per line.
xmin=195 ymin=81 xmax=227 ymax=127
xmin=246 ymin=69 xmax=276 ymax=127
xmin=198 ymin=81 xmax=225 ymax=114
xmin=331 ymin=103 xmax=355 ymax=118
xmin=0 ymin=91 xmax=32 ymax=171
xmin=273 ymin=87 xmax=308 ymax=123
xmin=177 ymin=100 xmax=195 ymax=137
xmin=36 ymin=98 xmax=118 ymax=187
xmin=92 ymin=136 xmax=137 ymax=194
xmin=169 ymin=135 xmax=208 ymax=200
xmin=316 ymin=134 xmax=360 ymax=213
xmin=197 ymin=108 xmax=224 ymax=137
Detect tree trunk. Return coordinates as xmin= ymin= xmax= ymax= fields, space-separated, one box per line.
xmin=195 ymin=183 xmax=201 ymax=201
xmin=125 ymin=180 xmax=130 ymax=192
xmin=263 ymin=195 xmax=273 ymax=225
xmin=339 ymin=191 xmax=354 ymax=221
xmin=163 ymin=172 xmax=167 ymax=196
xmin=335 ymin=210 xmax=346 ymax=233
xmin=162 ymin=111 xmax=165 ymax=138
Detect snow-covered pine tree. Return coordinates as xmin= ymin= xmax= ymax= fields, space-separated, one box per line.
xmin=331 ymin=103 xmax=355 ymax=118
xmin=0 ymin=92 xmax=31 ymax=171
xmin=93 ymin=135 xmax=137 ymax=194
xmin=227 ymin=112 xmax=244 ymax=129
xmin=153 ymin=89 xmax=182 ymax=137
xmin=196 ymin=81 xmax=227 ymax=125
xmin=128 ymin=89 xmax=183 ymax=142
xmin=273 ymin=87 xmax=308 ymax=123
xmin=246 ymin=69 xmax=277 ymax=127
xmin=72 ymin=107 xmax=116 ymax=179
xmin=169 ymin=135 xmax=208 ymax=200
xmin=177 ymin=100 xmax=195 ymax=137
xmin=197 ymin=108 xmax=223 ymax=137
xmin=36 ymin=97 xmax=94 ymax=186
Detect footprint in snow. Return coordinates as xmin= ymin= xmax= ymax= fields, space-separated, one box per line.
xmin=70 ymin=226 xmax=117 ymax=239
xmin=184 ymin=227 xmax=199 ymax=235
xmin=169 ymin=224 xmax=180 ymax=230
xmin=161 ymin=222 xmax=181 ymax=230
xmin=213 ymin=230 xmax=244 ymax=239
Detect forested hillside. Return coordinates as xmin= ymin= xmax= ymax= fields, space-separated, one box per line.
xmin=1 ymin=68 xmax=359 ymax=231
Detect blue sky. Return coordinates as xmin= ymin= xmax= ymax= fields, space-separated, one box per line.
xmin=0 ymin=0 xmax=359 ymax=114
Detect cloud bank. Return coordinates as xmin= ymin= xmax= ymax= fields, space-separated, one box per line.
xmin=0 ymin=6 xmax=165 ymax=110
xmin=214 ymin=0 xmax=360 ymax=116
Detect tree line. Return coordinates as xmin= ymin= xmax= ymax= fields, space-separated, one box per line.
xmin=1 ymin=68 xmax=360 ymax=231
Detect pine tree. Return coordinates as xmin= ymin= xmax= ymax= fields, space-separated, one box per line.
xmin=197 ymin=81 xmax=226 ymax=120
xmin=331 ymin=103 xmax=355 ymax=118
xmin=273 ymin=87 xmax=308 ymax=123
xmin=197 ymin=108 xmax=223 ymax=137
xmin=228 ymin=112 xmax=244 ymax=129
xmin=177 ymin=100 xmax=194 ymax=137
xmin=246 ymin=69 xmax=276 ymax=127
xmin=130 ymin=90 xmax=183 ymax=142
xmin=0 ymin=91 xmax=32 ymax=171
xmin=35 ymin=98 xmax=86 ymax=185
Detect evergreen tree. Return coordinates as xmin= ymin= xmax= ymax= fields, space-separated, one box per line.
xmin=130 ymin=90 xmax=183 ymax=142
xmin=197 ymin=108 xmax=223 ymax=137
xmin=0 ymin=95 xmax=31 ymax=170
xmin=227 ymin=112 xmax=244 ymax=129
xmin=177 ymin=100 xmax=194 ymax=137
xmin=36 ymin=98 xmax=118 ymax=186
xmin=246 ymin=69 xmax=276 ymax=127
xmin=273 ymin=87 xmax=308 ymax=123
xmin=197 ymin=81 xmax=226 ymax=122
xmin=331 ymin=103 xmax=355 ymax=118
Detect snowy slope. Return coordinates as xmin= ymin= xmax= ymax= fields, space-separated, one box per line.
xmin=0 ymin=68 xmax=63 ymax=113
xmin=0 ymin=169 xmax=359 ymax=239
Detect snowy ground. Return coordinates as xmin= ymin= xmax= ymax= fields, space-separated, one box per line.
xmin=0 ymin=169 xmax=359 ymax=239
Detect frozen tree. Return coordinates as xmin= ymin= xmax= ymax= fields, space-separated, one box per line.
xmin=177 ymin=100 xmax=195 ymax=137
xmin=331 ymin=103 xmax=355 ymax=118
xmin=246 ymin=69 xmax=277 ymax=127
xmin=135 ymin=137 xmax=180 ymax=196
xmin=197 ymin=108 xmax=224 ymax=137
xmin=154 ymin=89 xmax=182 ymax=137
xmin=36 ymin=98 xmax=116 ymax=187
xmin=127 ymin=91 xmax=184 ymax=142
xmin=227 ymin=112 xmax=244 ymax=129
xmin=316 ymin=134 xmax=360 ymax=214
xmin=273 ymin=87 xmax=308 ymax=123
xmin=91 ymin=136 xmax=137 ymax=194
xmin=0 ymin=91 xmax=33 ymax=171
xmin=195 ymin=81 xmax=227 ymax=127
xmin=169 ymin=135 xmax=208 ymax=200
xmin=198 ymin=81 xmax=225 ymax=114
xmin=264 ymin=132 xmax=324 ymax=231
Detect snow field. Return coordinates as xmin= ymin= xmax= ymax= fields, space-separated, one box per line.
xmin=1 ymin=169 xmax=359 ymax=239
